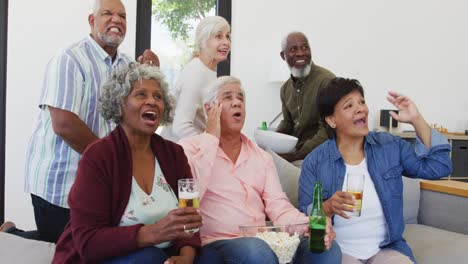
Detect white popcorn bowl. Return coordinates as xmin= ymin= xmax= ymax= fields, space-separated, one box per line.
xmin=239 ymin=221 xmax=308 ymax=264
xmin=254 ymin=129 xmax=298 ymax=154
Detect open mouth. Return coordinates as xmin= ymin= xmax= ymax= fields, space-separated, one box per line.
xmin=294 ymin=59 xmax=309 ymax=66
xmin=353 ymin=118 xmax=367 ymax=126
xmin=107 ymin=26 xmax=121 ymax=34
xmin=233 ymin=112 xmax=242 ymax=118
xmin=142 ymin=111 xmax=157 ymax=122
xmin=218 ymin=48 xmax=229 ymax=55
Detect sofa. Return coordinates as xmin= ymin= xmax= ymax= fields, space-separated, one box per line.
xmin=1 ymin=151 xmax=467 ymax=263
xmin=270 ymin=150 xmax=468 ymax=264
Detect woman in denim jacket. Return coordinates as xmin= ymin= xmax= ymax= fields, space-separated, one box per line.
xmin=298 ymin=78 xmax=452 ymax=264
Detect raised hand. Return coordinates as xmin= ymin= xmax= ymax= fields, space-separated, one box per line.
xmin=137 ymin=49 xmax=160 ymax=67
xmin=386 ymin=91 xmax=431 ymax=146
xmin=205 ymin=100 xmax=222 ymax=139
xmin=386 ymin=91 xmax=421 ymax=125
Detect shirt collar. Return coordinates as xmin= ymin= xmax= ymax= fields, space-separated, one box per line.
xmin=86 ymin=34 xmax=123 ymax=63
xmin=328 ymin=133 xmax=377 ymax=161
xmin=216 ymin=133 xmax=252 ymax=166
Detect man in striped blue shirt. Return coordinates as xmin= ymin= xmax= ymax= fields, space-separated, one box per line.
xmin=0 ymin=0 xmax=159 ymax=243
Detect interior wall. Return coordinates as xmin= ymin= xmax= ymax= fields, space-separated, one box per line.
xmin=6 ymin=0 xmax=136 ymax=229
xmin=231 ymin=0 xmax=468 ymax=137
xmin=5 ymin=0 xmax=468 ymax=229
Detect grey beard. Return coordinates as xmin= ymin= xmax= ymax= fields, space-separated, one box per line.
xmin=98 ymin=32 xmax=124 ymax=48
xmin=289 ymin=64 xmax=311 ymax=78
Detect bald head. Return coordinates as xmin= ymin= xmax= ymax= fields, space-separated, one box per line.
xmin=92 ymin=0 xmax=125 ymax=16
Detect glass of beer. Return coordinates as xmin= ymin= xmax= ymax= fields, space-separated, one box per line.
xmin=346 ymin=172 xmax=364 ymax=217
xmin=178 ymin=178 xmax=200 ymax=232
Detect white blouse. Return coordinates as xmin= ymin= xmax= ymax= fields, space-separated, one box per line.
xmin=119 ymin=157 xmax=178 ymax=248
xmin=333 ymin=158 xmax=388 ymax=259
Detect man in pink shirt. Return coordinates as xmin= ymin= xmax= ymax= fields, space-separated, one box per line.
xmin=179 ymin=76 xmax=341 ymax=263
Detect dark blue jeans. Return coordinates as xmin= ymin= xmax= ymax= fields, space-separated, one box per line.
xmin=103 ymin=246 xmax=223 ymax=264
xmin=8 ymin=194 xmax=69 ymax=243
xmin=204 ymin=237 xmax=342 ymax=264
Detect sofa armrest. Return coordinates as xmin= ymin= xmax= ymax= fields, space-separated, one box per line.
xmin=418 ymin=180 xmax=468 ymax=235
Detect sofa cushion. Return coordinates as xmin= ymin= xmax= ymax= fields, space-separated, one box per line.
xmin=268 ymin=150 xmax=301 ymax=208
xmin=402 ymin=177 xmax=421 ymax=224
xmin=404 ymin=224 xmax=468 ymax=264
xmin=0 ymin=232 xmax=55 ymax=263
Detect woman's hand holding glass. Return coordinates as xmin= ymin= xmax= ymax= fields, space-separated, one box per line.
xmin=323 ymin=191 xmax=356 ymax=219
xmin=136 ymin=207 xmax=202 ymax=247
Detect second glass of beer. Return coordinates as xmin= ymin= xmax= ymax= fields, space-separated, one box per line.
xmin=346 ymin=173 xmax=364 ymax=217
xmin=178 ymin=178 xmax=200 ymax=232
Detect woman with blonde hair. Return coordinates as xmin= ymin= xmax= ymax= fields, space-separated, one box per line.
xmin=161 ymin=16 xmax=231 ymax=142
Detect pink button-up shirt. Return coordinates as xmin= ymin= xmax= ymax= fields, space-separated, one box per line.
xmin=179 ymin=133 xmax=308 ymax=245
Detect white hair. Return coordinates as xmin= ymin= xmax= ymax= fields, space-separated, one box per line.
xmin=92 ymin=0 xmax=101 ymax=15
xmin=202 ymin=76 xmax=245 ymax=115
xmin=194 ymin=16 xmax=230 ymax=56
xmin=281 ymin=31 xmax=308 ymax=51
xmin=92 ymin=0 xmax=124 ymax=15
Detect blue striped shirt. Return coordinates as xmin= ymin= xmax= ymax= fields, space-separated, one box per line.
xmin=24 ymin=35 xmax=133 ymax=207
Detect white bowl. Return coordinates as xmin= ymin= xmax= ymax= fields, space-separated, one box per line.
xmin=254 ymin=129 xmax=298 ymax=154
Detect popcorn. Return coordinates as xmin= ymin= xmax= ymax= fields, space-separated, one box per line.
xmin=255 ymin=231 xmax=300 ymax=264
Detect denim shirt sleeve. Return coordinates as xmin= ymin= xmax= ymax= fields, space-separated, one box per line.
xmin=414 ymin=128 xmax=450 ymax=156
xmin=401 ymin=128 xmax=452 ymax=179
xmin=298 ymin=154 xmax=316 ymax=215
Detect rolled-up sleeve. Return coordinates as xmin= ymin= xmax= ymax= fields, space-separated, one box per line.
xmin=402 ymin=128 xmax=452 ymax=179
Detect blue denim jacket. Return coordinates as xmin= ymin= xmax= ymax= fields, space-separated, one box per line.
xmin=298 ymin=129 xmax=452 ymax=263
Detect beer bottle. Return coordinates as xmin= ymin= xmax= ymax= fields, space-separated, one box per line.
xmin=261 ymin=121 xmax=268 ymax=130
xmin=309 ymin=181 xmax=327 ymax=253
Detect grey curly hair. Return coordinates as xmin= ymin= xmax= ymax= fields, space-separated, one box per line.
xmin=99 ymin=63 xmax=174 ymax=125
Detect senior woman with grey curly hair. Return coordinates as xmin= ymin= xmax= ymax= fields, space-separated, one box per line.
xmin=53 ymin=63 xmax=221 ymax=264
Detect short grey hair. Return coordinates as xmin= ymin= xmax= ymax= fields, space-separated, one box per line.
xmin=281 ymin=31 xmax=308 ymax=51
xmin=92 ymin=0 xmax=124 ymax=15
xmin=203 ymin=76 xmax=245 ymax=112
xmin=99 ymin=63 xmax=174 ymax=125
xmin=194 ymin=16 xmax=230 ymax=56
xmin=92 ymin=0 xmax=103 ymax=15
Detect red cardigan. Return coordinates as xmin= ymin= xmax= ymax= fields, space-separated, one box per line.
xmin=53 ymin=125 xmax=200 ymax=263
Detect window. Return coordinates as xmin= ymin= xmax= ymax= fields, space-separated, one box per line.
xmin=136 ymin=0 xmax=231 ymax=86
